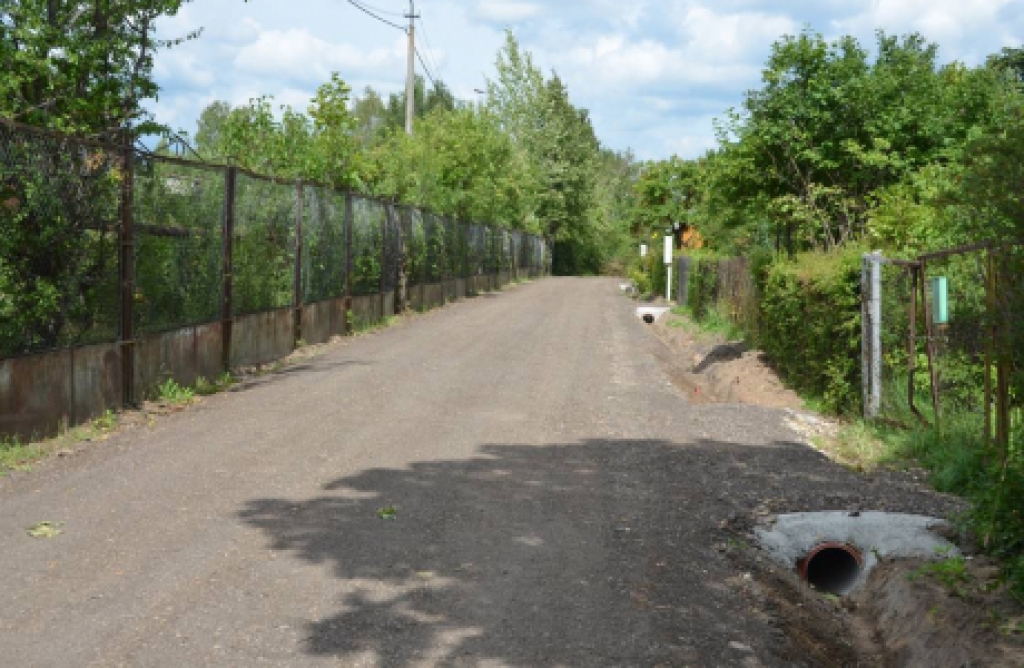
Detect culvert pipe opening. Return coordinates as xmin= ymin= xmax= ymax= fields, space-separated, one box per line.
xmin=643 ymin=314 xmax=655 ymax=324
xmin=800 ymin=543 xmax=863 ymax=596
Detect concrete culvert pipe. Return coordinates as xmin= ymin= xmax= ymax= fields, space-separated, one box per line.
xmin=643 ymin=314 xmax=655 ymax=324
xmin=799 ymin=542 xmax=864 ymax=596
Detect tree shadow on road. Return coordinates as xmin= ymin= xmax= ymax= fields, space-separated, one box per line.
xmin=238 ymin=437 xmax=959 ymax=667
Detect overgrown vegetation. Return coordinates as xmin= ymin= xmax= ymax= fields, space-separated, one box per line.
xmin=187 ymin=33 xmax=637 ymax=276
xmin=630 ymin=30 xmax=1024 ymax=598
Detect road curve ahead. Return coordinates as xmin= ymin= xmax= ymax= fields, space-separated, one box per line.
xmin=2 ymin=278 xmax=848 ymax=666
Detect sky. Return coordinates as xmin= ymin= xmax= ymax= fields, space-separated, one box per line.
xmin=151 ymin=0 xmax=1024 ymax=161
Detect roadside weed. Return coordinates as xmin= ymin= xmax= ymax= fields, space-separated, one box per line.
xmin=156 ymin=378 xmax=195 ymax=405
xmin=909 ymin=556 xmax=970 ymax=595
xmin=196 ymin=372 xmax=235 ymax=396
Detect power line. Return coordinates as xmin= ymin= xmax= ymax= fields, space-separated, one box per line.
xmin=352 ymin=0 xmax=405 ymax=17
xmin=416 ymin=15 xmax=443 ymax=76
xmin=415 ymin=45 xmax=438 ymax=89
xmin=345 ymin=0 xmax=406 ymax=32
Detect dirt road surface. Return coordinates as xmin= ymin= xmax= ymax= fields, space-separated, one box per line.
xmin=0 ymin=278 xmax=954 ymax=667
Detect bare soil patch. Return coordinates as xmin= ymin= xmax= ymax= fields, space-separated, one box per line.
xmin=853 ymin=557 xmax=1024 ymax=667
xmin=648 ymin=311 xmax=804 ymax=410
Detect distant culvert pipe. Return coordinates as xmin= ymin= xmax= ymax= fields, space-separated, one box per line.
xmin=798 ymin=542 xmax=864 ymax=596
xmin=643 ymin=314 xmax=655 ymax=324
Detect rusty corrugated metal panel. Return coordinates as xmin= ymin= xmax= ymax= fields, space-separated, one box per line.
xmin=231 ymin=308 xmax=295 ymax=368
xmin=423 ymin=283 xmax=444 ymax=310
xmin=73 ymin=343 xmax=122 ymax=425
xmin=0 ymin=344 xmax=120 ymax=441
xmin=0 ymin=350 xmax=73 ymax=440
xmin=300 ymin=301 xmax=334 ymax=346
xmin=350 ymin=295 xmax=381 ymax=329
xmin=134 ymin=328 xmax=199 ymax=399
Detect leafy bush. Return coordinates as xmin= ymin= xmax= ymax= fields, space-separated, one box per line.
xmin=758 ymin=248 xmax=864 ymax=414
xmin=686 ymin=254 xmax=721 ymax=320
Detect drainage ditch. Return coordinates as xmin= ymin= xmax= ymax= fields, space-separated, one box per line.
xmin=754 ymin=511 xmax=957 ymax=596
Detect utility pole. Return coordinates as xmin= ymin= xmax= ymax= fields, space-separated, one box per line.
xmin=405 ymin=0 xmax=419 ymax=135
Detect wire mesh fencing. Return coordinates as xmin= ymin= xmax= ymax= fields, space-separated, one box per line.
xmin=1 ymin=119 xmax=550 ymax=440
xmin=133 ymin=157 xmax=224 ymax=334
xmin=350 ymin=196 xmax=384 ymax=297
xmin=0 ymin=122 xmax=122 ymax=357
xmin=233 ymin=173 xmax=297 ymax=315
xmin=301 ymin=185 xmax=348 ymax=305
xmin=382 ymin=204 xmax=401 ymax=295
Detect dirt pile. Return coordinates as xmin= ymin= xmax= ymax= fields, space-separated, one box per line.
xmin=648 ymin=312 xmax=803 ymax=410
xmin=853 ymin=558 xmax=1024 ymax=667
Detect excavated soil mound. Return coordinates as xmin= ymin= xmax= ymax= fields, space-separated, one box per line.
xmin=648 ymin=311 xmax=803 ymax=409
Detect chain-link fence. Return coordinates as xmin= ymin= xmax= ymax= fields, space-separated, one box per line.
xmin=0 ymin=122 xmax=122 ymax=357
xmin=302 ymin=185 xmax=348 ymax=305
xmin=350 ymin=196 xmax=384 ymax=297
xmin=1 ymin=119 xmax=550 ymax=440
xmin=133 ymin=156 xmax=225 ymax=334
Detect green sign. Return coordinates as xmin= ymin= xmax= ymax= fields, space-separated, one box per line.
xmin=930 ymin=276 xmax=949 ymax=325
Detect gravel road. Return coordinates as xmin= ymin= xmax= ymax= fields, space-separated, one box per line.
xmin=0 ymin=278 xmax=957 ymax=667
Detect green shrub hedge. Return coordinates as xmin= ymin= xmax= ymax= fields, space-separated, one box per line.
xmin=757 ymin=248 xmax=864 ymax=414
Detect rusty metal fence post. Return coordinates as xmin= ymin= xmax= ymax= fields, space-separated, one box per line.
xmin=293 ymin=181 xmax=304 ymax=345
xmin=119 ymin=141 xmax=136 ymax=406
xmin=221 ymin=166 xmax=236 ymax=372
xmin=380 ymin=202 xmax=389 ymax=317
xmin=343 ymin=193 xmax=354 ymax=331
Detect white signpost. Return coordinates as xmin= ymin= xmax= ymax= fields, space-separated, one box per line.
xmin=664 ymin=235 xmax=674 ymax=301
xmin=640 ymin=243 xmax=648 ymax=258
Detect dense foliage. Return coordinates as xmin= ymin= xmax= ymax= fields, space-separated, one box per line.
xmin=1 ymin=0 xmax=201 ymax=355
xmin=187 ymin=32 xmax=637 ymax=276
xmin=634 ymin=30 xmax=1024 ymax=598
xmin=0 ymin=0 xmax=198 ymax=139
xmin=633 ymin=32 xmax=1024 ymax=257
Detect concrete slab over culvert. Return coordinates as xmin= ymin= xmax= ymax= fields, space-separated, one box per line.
xmin=635 ymin=306 xmax=671 ymax=324
xmin=754 ymin=512 xmax=959 ymax=595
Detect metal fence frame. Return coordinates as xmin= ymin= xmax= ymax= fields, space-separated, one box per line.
xmin=0 ymin=119 xmax=551 ymax=440
xmin=863 ymin=242 xmax=1023 ymax=452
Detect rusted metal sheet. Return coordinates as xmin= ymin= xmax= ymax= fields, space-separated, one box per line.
xmin=73 ymin=343 xmax=122 ymax=424
xmin=300 ymin=298 xmax=350 ymax=345
xmin=0 ymin=350 xmax=72 ymax=440
xmin=408 ymin=285 xmax=424 ymax=312
xmin=0 ymin=343 xmax=121 ymax=441
xmin=132 ymin=322 xmax=222 ymax=398
xmin=195 ymin=322 xmax=225 ymax=382
xmin=300 ymin=300 xmax=334 ymax=346
xmin=422 ymin=283 xmax=444 ymax=309
xmin=134 ymin=327 xmax=200 ymax=399
xmin=350 ymin=295 xmax=382 ymax=329
xmin=231 ymin=308 xmax=295 ymax=368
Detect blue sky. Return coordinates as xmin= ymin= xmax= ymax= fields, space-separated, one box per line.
xmin=151 ymin=0 xmax=1024 ymax=160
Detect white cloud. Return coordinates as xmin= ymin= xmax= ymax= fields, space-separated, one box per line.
xmin=234 ymin=28 xmax=405 ymax=84
xmin=833 ymin=0 xmax=1020 ymax=62
xmin=674 ymin=6 xmax=798 ymax=61
xmin=472 ymin=1 xmax=544 ymax=24
xmin=153 ymin=49 xmax=216 ymax=90
xmin=148 ymin=0 xmax=1021 ymax=160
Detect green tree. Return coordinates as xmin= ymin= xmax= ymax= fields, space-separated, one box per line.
xmin=0 ymin=0 xmax=200 ymax=138
xmin=0 ymin=0 xmax=204 ymax=354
